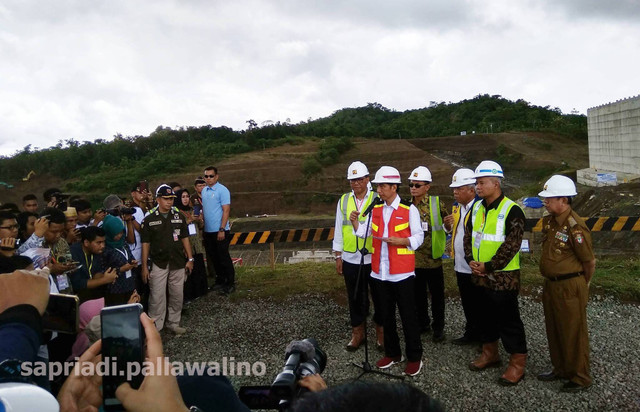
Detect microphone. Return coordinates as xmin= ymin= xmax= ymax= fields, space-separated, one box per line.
xmin=361 ymin=197 xmax=383 ymax=217
xmin=284 ymin=340 xmax=316 ymax=362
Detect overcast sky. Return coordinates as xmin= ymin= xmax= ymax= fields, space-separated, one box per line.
xmin=1 ymin=0 xmax=639 ymax=156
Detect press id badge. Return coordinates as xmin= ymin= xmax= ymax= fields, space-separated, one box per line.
xmin=474 ymin=232 xmax=482 ymax=249
xmin=421 ymin=221 xmax=429 ymax=231
xmin=56 ymin=274 xmax=69 ymax=290
xmin=188 ymin=223 xmax=197 ymax=236
xmin=173 ymin=232 xmax=179 ymax=241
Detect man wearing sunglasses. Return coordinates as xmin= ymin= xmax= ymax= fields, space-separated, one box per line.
xmin=333 ymin=161 xmax=384 ymax=352
xmin=201 ymin=166 xmax=235 ymax=295
xmin=408 ymin=166 xmax=451 ymax=343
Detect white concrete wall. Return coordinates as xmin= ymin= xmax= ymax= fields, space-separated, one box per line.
xmin=587 ymin=96 xmax=640 ymax=175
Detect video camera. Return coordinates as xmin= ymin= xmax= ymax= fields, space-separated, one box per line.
xmin=239 ymin=338 xmax=326 ymax=411
xmin=106 ymin=206 xmax=136 ymax=216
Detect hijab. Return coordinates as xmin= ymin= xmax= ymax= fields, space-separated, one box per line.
xmin=102 ymin=214 xmax=125 ymax=249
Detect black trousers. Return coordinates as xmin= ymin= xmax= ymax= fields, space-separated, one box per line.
xmin=414 ymin=266 xmax=445 ymax=333
xmin=184 ymin=253 xmax=209 ymax=301
xmin=373 ymin=276 xmax=423 ymax=362
xmin=203 ymin=231 xmax=235 ymax=287
xmin=480 ymin=288 xmax=528 ymax=354
xmin=343 ymin=261 xmax=383 ymax=327
xmin=455 ymin=271 xmax=483 ymax=339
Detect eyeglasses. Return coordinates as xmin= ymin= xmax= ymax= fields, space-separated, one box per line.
xmin=350 ymin=177 xmax=367 ymax=183
xmin=409 ymin=183 xmax=427 ymax=188
xmin=0 ymin=224 xmax=19 ymax=230
xmin=204 ymin=174 xmax=216 ymax=178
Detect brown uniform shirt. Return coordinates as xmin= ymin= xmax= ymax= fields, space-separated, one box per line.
xmin=412 ymin=196 xmax=449 ymax=269
xmin=540 ymin=207 xmax=594 ymax=278
xmin=140 ymin=206 xmax=190 ymax=270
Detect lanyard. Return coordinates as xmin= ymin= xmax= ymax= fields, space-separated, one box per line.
xmin=83 ymin=251 xmax=93 ymax=278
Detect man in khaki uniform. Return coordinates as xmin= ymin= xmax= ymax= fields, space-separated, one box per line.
xmin=141 ymin=184 xmax=194 ymax=334
xmin=537 ymin=175 xmax=596 ymax=393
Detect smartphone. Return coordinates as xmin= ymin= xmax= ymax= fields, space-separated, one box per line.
xmin=42 ymin=293 xmax=79 ymax=334
xmin=193 ymin=204 xmax=202 ymax=216
xmin=139 ymin=180 xmax=149 ymax=193
xmin=101 ymin=303 xmax=145 ymax=411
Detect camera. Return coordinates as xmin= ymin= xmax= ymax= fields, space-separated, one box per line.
xmin=107 ymin=206 xmax=136 ymax=216
xmin=239 ymin=338 xmax=326 ymax=411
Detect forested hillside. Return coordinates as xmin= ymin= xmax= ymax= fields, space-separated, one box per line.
xmin=0 ymin=94 xmax=586 ymax=194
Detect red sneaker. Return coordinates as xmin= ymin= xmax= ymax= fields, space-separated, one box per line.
xmin=404 ymin=360 xmax=423 ymax=376
xmin=376 ymin=356 xmax=403 ymax=369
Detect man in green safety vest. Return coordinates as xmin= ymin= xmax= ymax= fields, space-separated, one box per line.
xmin=333 ymin=161 xmax=384 ymax=352
xmin=464 ymin=160 xmax=528 ymax=386
xmin=408 ymin=166 xmax=450 ymax=343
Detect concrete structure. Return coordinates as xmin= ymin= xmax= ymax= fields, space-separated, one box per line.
xmin=578 ymin=95 xmax=640 ymax=186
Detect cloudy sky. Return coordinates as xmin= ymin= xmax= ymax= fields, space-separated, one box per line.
xmin=1 ymin=0 xmax=639 ymax=156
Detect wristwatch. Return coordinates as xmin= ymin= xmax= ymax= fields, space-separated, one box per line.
xmin=219 ymin=227 xmax=225 ymax=231
xmin=188 ymin=258 xmax=194 ymax=262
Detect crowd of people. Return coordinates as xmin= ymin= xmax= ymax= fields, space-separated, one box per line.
xmin=333 ymin=160 xmax=595 ymax=392
xmin=0 ymin=159 xmax=596 ymax=410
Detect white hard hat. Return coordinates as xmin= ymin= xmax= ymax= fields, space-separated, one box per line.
xmin=371 ymin=166 xmax=402 ymax=184
xmin=474 ymin=160 xmax=504 ymax=178
xmin=538 ymin=175 xmax=577 ymax=197
xmin=450 ymin=168 xmax=476 ymax=188
xmin=408 ymin=166 xmax=432 ymax=182
xmin=347 ymin=161 xmax=369 ymax=180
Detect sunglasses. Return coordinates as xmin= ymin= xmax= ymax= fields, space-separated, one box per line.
xmin=204 ymin=174 xmax=216 ymax=178
xmin=408 ymin=183 xmax=427 ymax=188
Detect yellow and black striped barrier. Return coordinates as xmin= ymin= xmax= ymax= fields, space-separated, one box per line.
xmin=229 ymin=216 xmax=640 ymax=245
xmin=526 ymin=216 xmax=640 ymax=232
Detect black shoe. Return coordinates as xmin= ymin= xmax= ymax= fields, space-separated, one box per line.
xmin=537 ymin=371 xmax=561 ymax=382
xmin=560 ymin=381 xmax=591 ymax=393
xmin=219 ymin=285 xmax=236 ymax=296
xmin=210 ymin=284 xmax=225 ymax=292
xmin=452 ymin=335 xmax=475 ymax=346
xmin=420 ymin=326 xmax=432 ymax=335
xmin=432 ymin=330 xmax=445 ymax=343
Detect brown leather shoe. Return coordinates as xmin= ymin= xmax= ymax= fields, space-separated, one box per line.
xmin=375 ymin=324 xmax=384 ymax=352
xmin=469 ymin=341 xmax=501 ymax=371
xmin=499 ymin=353 xmax=527 ymax=386
xmin=346 ymin=324 xmax=365 ymax=351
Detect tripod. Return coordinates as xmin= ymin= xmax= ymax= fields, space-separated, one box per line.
xmin=350 ymin=207 xmax=404 ymax=381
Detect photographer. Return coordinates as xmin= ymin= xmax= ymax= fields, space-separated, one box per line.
xmin=101 ymin=215 xmax=138 ymax=306
xmin=69 ymin=226 xmax=117 ymax=304
xmin=63 ymin=206 xmax=81 ymax=245
xmin=43 ymin=188 xmax=68 ymax=210
xmin=0 ymin=211 xmax=34 ymax=272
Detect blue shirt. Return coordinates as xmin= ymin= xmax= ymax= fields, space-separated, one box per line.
xmin=202 ymin=182 xmax=231 ymax=233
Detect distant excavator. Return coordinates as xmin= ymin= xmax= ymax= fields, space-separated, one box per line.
xmin=22 ymin=170 xmax=36 ymax=181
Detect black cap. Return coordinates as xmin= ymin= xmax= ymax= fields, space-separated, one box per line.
xmin=155 ymin=184 xmax=176 ymax=198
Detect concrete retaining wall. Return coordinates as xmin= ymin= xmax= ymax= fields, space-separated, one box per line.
xmin=587 ymin=95 xmax=640 ymax=175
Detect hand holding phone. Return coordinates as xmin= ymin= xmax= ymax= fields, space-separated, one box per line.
xmin=101 ymin=304 xmax=145 ymax=410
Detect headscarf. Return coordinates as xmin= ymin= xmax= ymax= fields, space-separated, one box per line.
xmin=102 ymin=214 xmax=125 ymax=249
xmin=174 ymin=189 xmax=192 ymax=212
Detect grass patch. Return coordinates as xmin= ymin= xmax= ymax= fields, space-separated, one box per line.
xmin=232 ymin=255 xmax=640 ymax=304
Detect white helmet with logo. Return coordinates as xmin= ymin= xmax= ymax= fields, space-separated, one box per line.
xmin=474 ymin=160 xmax=504 ymax=178
xmin=347 ymin=161 xmax=369 ymax=180
xmin=408 ymin=166 xmax=432 ymax=182
xmin=450 ymin=168 xmax=476 ymax=188
xmin=372 ymin=166 xmax=402 ymax=184
xmin=538 ymin=175 xmax=577 ymax=197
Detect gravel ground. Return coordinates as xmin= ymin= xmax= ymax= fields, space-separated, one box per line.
xmin=163 ymin=289 xmax=640 ymax=411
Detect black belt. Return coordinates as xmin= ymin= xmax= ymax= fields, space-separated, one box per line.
xmin=547 ymin=272 xmax=582 ymax=282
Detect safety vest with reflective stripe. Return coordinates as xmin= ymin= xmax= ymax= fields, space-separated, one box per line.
xmin=339 ymin=191 xmax=377 ymax=253
xmin=450 ymin=199 xmax=478 ymax=259
xmin=371 ymin=202 xmax=415 ymax=275
xmin=471 ymin=197 xmax=520 ymax=271
xmin=427 ymin=196 xmax=446 ymax=259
